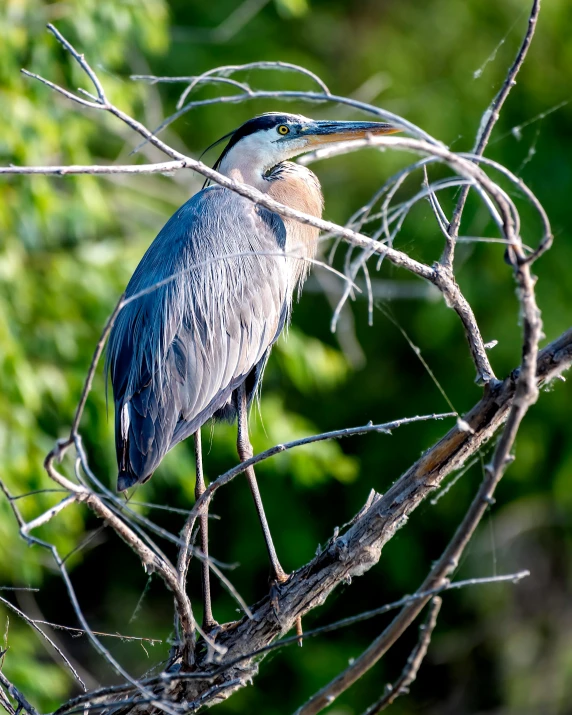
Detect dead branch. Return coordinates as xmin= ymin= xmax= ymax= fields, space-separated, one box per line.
xmin=55 ymin=327 xmax=570 ymax=715
xmin=0 ymin=3 xmax=563 ymax=711
xmin=0 ymin=596 xmax=86 ymax=690
xmin=446 ymin=0 xmax=542 ymax=258
xmin=0 ymin=670 xmax=39 ymax=715
xmin=49 ymin=571 xmax=529 ymax=713
xmin=361 ymin=596 xmax=442 ymax=714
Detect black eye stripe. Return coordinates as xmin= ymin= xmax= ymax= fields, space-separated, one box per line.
xmin=209 ymin=114 xmax=303 ymax=181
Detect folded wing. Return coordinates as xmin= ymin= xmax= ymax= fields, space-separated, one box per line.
xmin=106 ymin=187 xmax=290 ymax=489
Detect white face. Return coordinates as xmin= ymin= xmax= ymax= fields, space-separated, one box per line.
xmin=218 ymin=124 xmax=311 ymax=185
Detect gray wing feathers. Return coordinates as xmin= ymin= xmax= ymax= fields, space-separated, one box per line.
xmin=107 ymin=187 xmax=289 ymax=486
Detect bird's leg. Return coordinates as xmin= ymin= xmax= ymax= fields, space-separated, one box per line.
xmin=237 ymin=383 xmax=288 ymax=584
xmin=194 ymin=429 xmax=217 ymax=631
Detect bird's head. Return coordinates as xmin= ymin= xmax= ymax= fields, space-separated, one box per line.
xmin=211 ymin=112 xmax=399 ymax=187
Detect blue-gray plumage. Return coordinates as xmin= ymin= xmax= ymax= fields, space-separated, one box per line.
xmin=105 ymin=112 xmax=397 ymax=627
xmin=107 ymin=187 xmax=289 ymax=490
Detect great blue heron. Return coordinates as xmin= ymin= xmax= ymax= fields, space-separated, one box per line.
xmin=106 ymin=112 xmax=397 ymax=628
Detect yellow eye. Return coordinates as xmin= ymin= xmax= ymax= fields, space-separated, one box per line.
xmin=277 ymin=125 xmax=290 ymax=135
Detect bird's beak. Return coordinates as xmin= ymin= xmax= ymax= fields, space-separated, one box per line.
xmin=300 ymin=120 xmax=400 ymax=149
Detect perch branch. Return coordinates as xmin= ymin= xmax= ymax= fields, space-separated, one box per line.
xmin=0 ymin=14 xmax=559 ymax=712
xmin=71 ymin=327 xmax=571 ymax=714
xmin=50 ymin=571 xmax=528 ymax=715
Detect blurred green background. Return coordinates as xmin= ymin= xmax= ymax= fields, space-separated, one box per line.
xmin=1 ymin=0 xmax=571 ymax=713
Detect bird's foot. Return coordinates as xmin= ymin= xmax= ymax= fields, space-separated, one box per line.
xmin=268 ymin=570 xmax=304 ymax=645
xmin=201 ymin=618 xmax=220 ymax=638
xmin=269 ymin=568 xmax=290 ymax=615
xmin=196 ymin=619 xmax=225 ymax=663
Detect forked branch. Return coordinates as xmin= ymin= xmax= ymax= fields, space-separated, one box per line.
xmin=0 ymin=3 xmax=562 ymax=712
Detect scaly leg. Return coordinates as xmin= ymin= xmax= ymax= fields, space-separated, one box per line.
xmin=236 ymin=382 xmax=288 ymax=584
xmin=194 ymin=429 xmax=217 ymax=630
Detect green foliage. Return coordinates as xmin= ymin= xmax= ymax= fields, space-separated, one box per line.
xmin=274 ymin=0 xmax=309 ymax=19
xmin=1 ymin=1 xmax=572 ymax=713
xmin=253 ymin=395 xmax=359 ymax=486
xmin=275 ymin=327 xmax=350 ymax=393
xmin=0 ymin=621 xmax=70 ymax=711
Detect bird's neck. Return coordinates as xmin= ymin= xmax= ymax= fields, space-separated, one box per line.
xmin=219 ymin=137 xmax=277 ymax=188
xmin=221 ymin=165 xmax=263 ymax=187
xmin=220 ymin=158 xmax=323 ymax=221
xmin=266 ymin=162 xmax=323 ymax=289
xmin=219 ymin=157 xmax=323 ymax=286
xmin=265 ymin=162 xmax=323 ymax=220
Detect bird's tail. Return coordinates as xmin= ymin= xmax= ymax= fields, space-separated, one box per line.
xmin=117 ymin=470 xmax=140 ymax=492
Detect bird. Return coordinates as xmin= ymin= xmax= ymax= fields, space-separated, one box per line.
xmin=106 ymin=112 xmax=397 ymax=629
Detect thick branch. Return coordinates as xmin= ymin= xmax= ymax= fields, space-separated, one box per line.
xmin=83 ymin=327 xmax=571 ymax=713
xmin=2 ymin=20 xmax=556 ymax=713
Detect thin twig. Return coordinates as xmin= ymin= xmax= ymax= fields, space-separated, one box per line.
xmin=47 ymin=24 xmax=107 ymax=103
xmin=361 ymin=597 xmax=442 ymax=714
xmin=0 ymin=672 xmax=38 ymax=715
xmin=133 ymin=59 xmax=331 ymax=101
xmin=189 ymin=413 xmax=456 ymax=536
xmin=22 ymin=495 xmax=77 ymax=534
xmin=444 ymin=0 xmax=541 ymax=264
xmin=0 ymin=595 xmax=86 ymax=689
xmin=51 ymin=570 xmax=529 ymax=715
xmin=31 ymin=620 xmax=162 ymax=644
xmin=0 ymin=160 xmax=185 ymax=175
xmin=0 ymin=680 xmax=15 ymax=715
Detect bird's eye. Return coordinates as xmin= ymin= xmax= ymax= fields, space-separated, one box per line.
xmin=277 ymin=125 xmax=290 ymax=135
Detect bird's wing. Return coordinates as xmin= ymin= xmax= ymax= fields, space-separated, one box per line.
xmin=106 ymin=187 xmax=290 ymax=488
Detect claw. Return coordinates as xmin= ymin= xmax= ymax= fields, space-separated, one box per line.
xmin=269 ymin=579 xmax=283 ymax=616
xmin=201 ymin=619 xmax=221 ymax=639
xmin=269 ymin=568 xmax=290 ymax=614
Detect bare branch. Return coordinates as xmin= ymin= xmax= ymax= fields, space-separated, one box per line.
xmin=445 ymin=0 xmax=541 ymax=262
xmin=361 ymin=597 xmax=442 ymax=714
xmin=70 ymin=297 xmax=124 ymax=437
xmin=51 ymin=571 xmax=529 ymax=715
xmin=22 ymin=495 xmax=77 ymax=534
xmin=0 ymin=14 xmax=561 ymax=713
xmin=75 ymin=328 xmax=570 ymax=714
xmin=132 ymin=59 xmax=331 ymax=100
xmin=0 ymin=161 xmax=186 ymax=176
xmin=0 ymin=670 xmax=39 ymax=715
xmin=28 ymin=620 xmax=161 ymax=644
xmin=0 ymin=595 xmax=86 ymax=689
xmin=0 ymin=680 xmax=15 ymax=715
xmin=189 ymin=412 xmax=456 ymax=538
xmin=46 ymin=24 xmax=107 ymax=103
